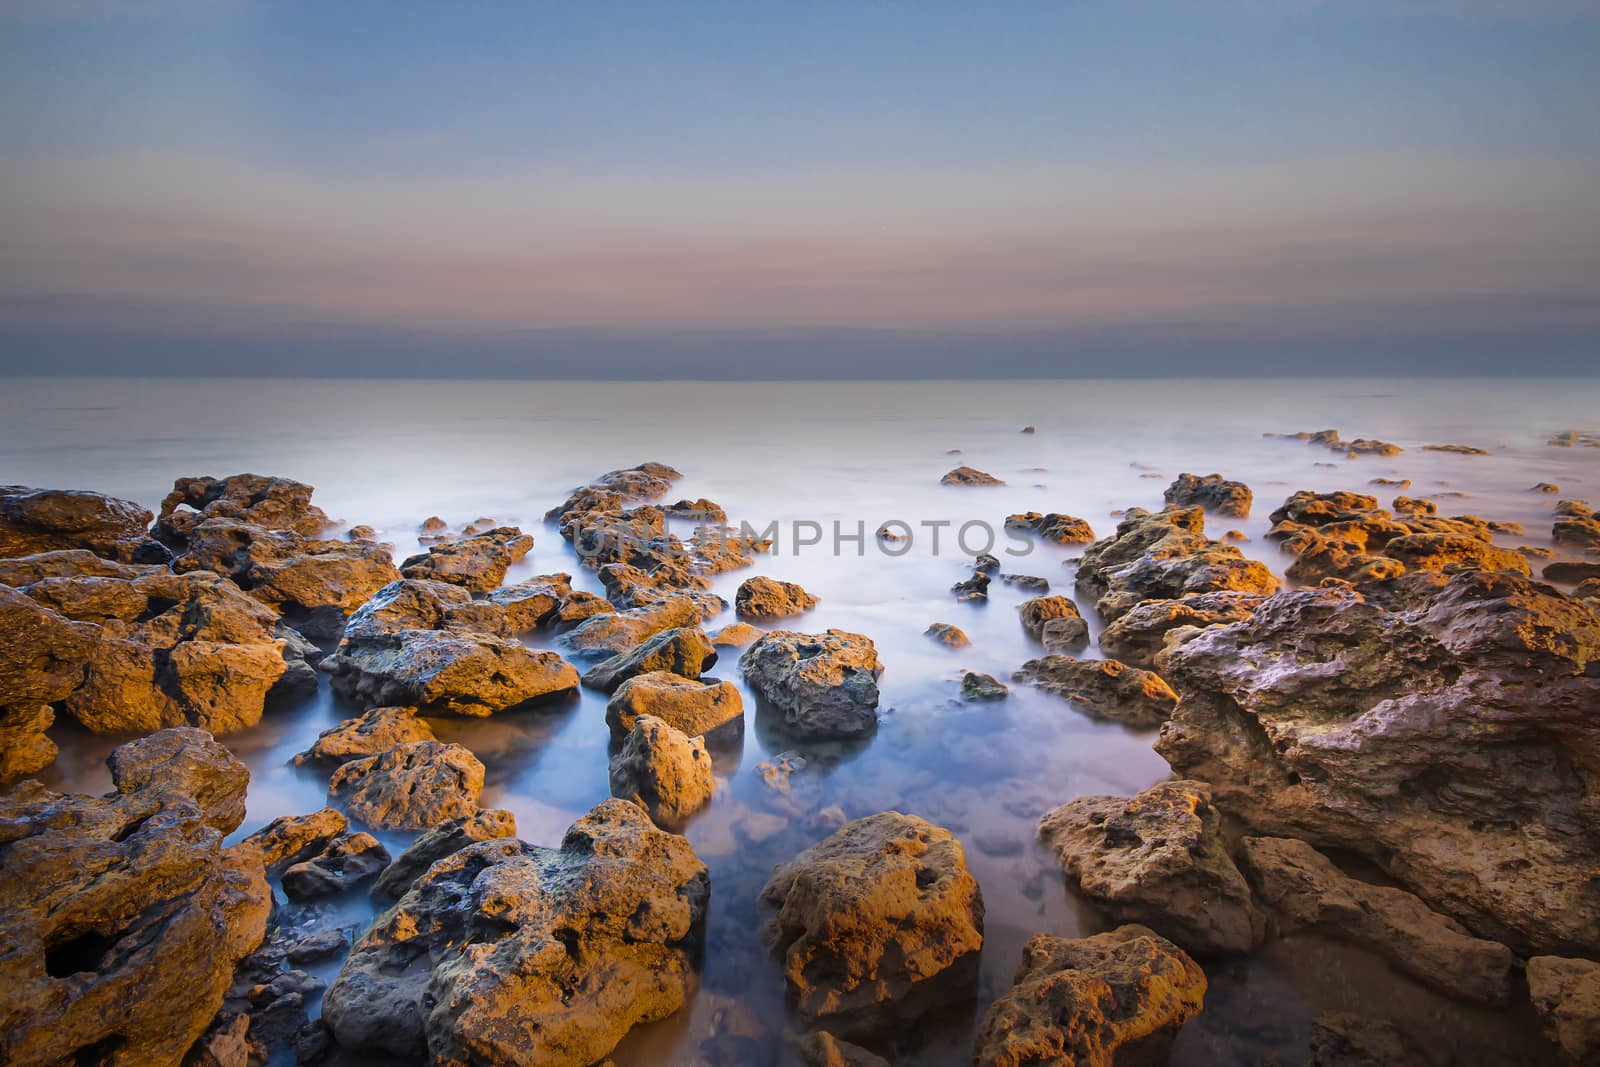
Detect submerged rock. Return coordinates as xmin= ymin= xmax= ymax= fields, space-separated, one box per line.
xmin=370 ymin=808 xmax=518 ymax=903
xmin=292 ymin=705 xmax=437 ymax=769
xmin=972 ymin=925 xmax=1206 ymax=1067
xmin=1038 ymin=781 xmax=1256 ymax=955
xmin=0 ymin=729 xmax=270 ymax=1067
xmin=581 ymin=626 xmax=717 ymax=693
xmin=0 ymin=484 xmax=156 ymax=561
xmin=1014 ymin=655 xmax=1178 ymax=728
xmin=760 ymin=812 xmax=984 ymax=1038
xmin=1308 ymin=1012 xmax=1433 ymax=1067
xmin=281 ymin=831 xmax=392 ymax=900
xmin=961 ymin=670 xmax=1009 ymax=701
xmin=940 ymin=466 xmax=1005 ymax=487
xmin=609 ymin=714 xmax=716 ymax=829
xmin=739 ymin=629 xmax=883 ymax=738
xmin=1164 ymin=473 xmax=1253 ymax=517
xmin=1156 ymin=569 xmax=1600 ymax=955
xmin=322 ymin=799 xmax=709 ymax=1067
xmin=924 ymin=621 xmax=971 ymax=647
xmin=605 ymin=670 xmax=743 ymax=740
xmin=951 ymin=570 xmax=990 ymax=601
xmin=1239 ymin=835 xmax=1513 ymax=1004
xmin=735 ymin=575 xmax=819 ymax=620
xmin=327 ymin=740 xmax=485 ymax=830
xmin=399 ymin=526 xmax=534 ymax=592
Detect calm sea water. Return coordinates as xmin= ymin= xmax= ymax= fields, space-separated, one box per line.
xmin=5 ymin=376 xmax=1598 ymax=1066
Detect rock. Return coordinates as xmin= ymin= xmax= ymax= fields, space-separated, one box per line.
xmin=0 ymin=485 xmax=155 ymax=561
xmin=609 ymin=715 xmax=716 ymax=828
xmin=1000 ymin=573 xmax=1049 ymax=592
xmin=1549 ymin=431 xmax=1600 ymax=448
xmin=1271 ymin=429 xmax=1402 ymax=458
xmin=1423 ymin=443 xmax=1491 ymax=455
xmin=951 ymin=571 xmax=990 ymax=601
xmin=1097 ymin=591 xmax=1266 ymax=668
xmin=1076 ymin=507 xmax=1278 ymax=621
xmin=1370 ymin=477 xmax=1411 ymax=488
xmin=974 ymin=553 xmax=1002 ymax=575
xmin=273 ymin=623 xmax=322 ymax=697
xmin=924 ymin=621 xmax=970 ymax=647
xmin=735 ymin=576 xmax=819 ymax=620
xmin=940 ymin=466 xmax=1005 ymax=486
xmin=282 ymin=832 xmax=392 ymax=900
xmin=107 ymin=726 xmax=250 ymax=834
xmin=1014 ymin=656 xmax=1178 ymax=728
xmin=1535 ymin=482 xmax=1562 ymax=494
xmin=400 ymin=527 xmax=534 ymax=592
xmin=1006 ymin=513 xmax=1096 ymax=545
xmin=756 ymin=751 xmax=807 ymax=794
xmin=972 ymin=925 xmax=1206 ymax=1067
xmin=1018 ymin=594 xmax=1085 ymax=642
xmin=0 ymin=584 xmax=97 ymax=711
xmin=789 ymin=1030 xmax=890 ymax=1067
xmin=961 ymin=671 xmax=1008 ymax=701
xmin=551 ymin=589 xmax=614 ymax=627
xmin=0 ymin=704 xmax=56 ymax=785
xmin=1164 ymin=473 xmax=1253 ymax=517
xmin=1381 ymin=532 xmax=1530 ymax=576
xmin=0 ymin=548 xmax=160 ymax=586
xmin=370 ymin=808 xmax=518 ymax=903
xmin=1038 ymin=781 xmax=1256 ymax=955
xmin=710 ymin=621 xmax=764 ymax=647
xmin=1578 ymin=578 xmax=1600 ymax=600
xmin=739 ymin=629 xmax=883 ymax=739
xmin=1020 ymin=425 xmax=1036 ymax=434
xmin=285 ymin=929 xmax=351 ymax=965
xmin=1156 ymin=569 xmax=1600 ymax=955
xmin=157 ymin=473 xmax=331 ymax=543
xmin=605 ymin=670 xmax=743 ymax=740
xmin=1545 ymin=560 xmax=1600 ymax=583
xmin=485 ymin=574 xmax=571 ymax=631
xmin=0 ymin=733 xmax=269 ymax=1067
xmin=327 ymin=740 xmax=485 ymax=830
xmin=347 ymin=524 xmax=378 ymax=542
xmin=292 ymin=705 xmax=437 ymax=769
xmin=581 ymin=626 xmax=717 ymax=693
xmin=760 ymin=812 xmax=984 ymax=1037
xmin=564 ymin=594 xmax=702 ymax=654
xmin=242 ymin=808 xmax=348 ymax=869
xmin=1528 ymin=955 xmax=1600 ymax=1065
xmin=1309 ymin=1012 xmax=1433 ymax=1067
xmin=1554 ymin=500 xmax=1600 ymax=553
xmin=322 ymin=799 xmax=708 ymax=1066
xmin=1239 ymin=835 xmax=1512 ymax=1003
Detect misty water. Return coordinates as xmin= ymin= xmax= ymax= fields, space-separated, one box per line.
xmin=5 ymin=376 xmax=1599 ymax=1066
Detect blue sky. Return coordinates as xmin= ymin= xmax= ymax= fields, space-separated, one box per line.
xmin=2 ymin=0 xmax=1598 ymax=376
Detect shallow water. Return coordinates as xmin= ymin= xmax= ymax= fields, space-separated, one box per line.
xmin=5 ymin=376 xmax=1598 ymax=1065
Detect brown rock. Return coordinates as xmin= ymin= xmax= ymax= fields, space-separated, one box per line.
xmin=1528 ymin=955 xmax=1600 ymax=1065
xmin=940 ymin=466 xmax=1005 ymax=486
xmin=0 ymin=704 xmax=57 ymax=786
xmin=107 ymin=726 xmax=250 ymax=834
xmin=1164 ymin=472 xmax=1253 ymax=517
xmin=735 ymin=575 xmax=819 ymax=620
xmin=370 ymin=808 xmax=518 ymax=903
xmin=158 ymin=473 xmax=331 ymax=543
xmin=581 ymin=626 xmax=717 ymax=693
xmin=0 ymin=485 xmax=155 ymax=561
xmin=605 ymin=670 xmax=744 ymax=740
xmin=399 ymin=526 xmax=535 ymax=592
xmin=241 ymin=808 xmax=348 ymax=869
xmin=609 ymin=714 xmax=716 ymax=829
xmin=1014 ymin=655 xmax=1178 ymax=728
xmin=1076 ymin=507 xmax=1278 ymax=621
xmin=292 ymin=705 xmax=437 ymax=769
xmin=327 ymin=740 xmax=485 ymax=830
xmin=710 ymin=621 xmax=765 ymax=647
xmin=1005 ymin=512 xmax=1096 ymax=545
xmin=1097 ymin=591 xmax=1266 ymax=668
xmin=924 ymin=621 xmax=970 ymax=647
xmin=1018 ymin=595 xmax=1086 ymax=647
xmin=564 ymin=594 xmax=702 ymax=655
xmin=739 ymin=629 xmax=883 ymax=739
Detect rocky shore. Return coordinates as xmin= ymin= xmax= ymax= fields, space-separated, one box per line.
xmin=2 ymin=450 xmax=1598 ymax=1067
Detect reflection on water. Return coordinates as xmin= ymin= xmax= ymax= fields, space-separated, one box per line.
xmin=8 ymin=376 xmax=1597 ymax=1065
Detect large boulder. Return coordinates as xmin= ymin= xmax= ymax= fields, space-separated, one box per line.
xmin=735 ymin=576 xmax=819 ymax=620
xmin=605 ymin=670 xmax=744 ymax=740
xmin=0 ymin=548 xmax=160 ymax=586
xmin=580 ymin=626 xmax=716 ymax=693
xmin=739 ymin=629 xmax=883 ymax=739
xmin=1013 ymin=655 xmax=1178 ymax=728
xmin=327 ymin=740 xmax=485 ymax=830
xmin=1528 ymin=955 xmax=1600 ymax=1065
xmin=399 ymin=527 xmax=534 ymax=593
xmin=322 ymin=799 xmax=709 ymax=1067
xmin=0 ymin=485 xmax=155 ymax=562
xmin=370 ymin=809 xmax=518 ymax=903
xmin=608 ymin=714 xmax=716 ymax=829
xmin=0 ymin=584 xmax=97 ymax=759
xmin=1037 ymin=780 xmax=1256 ymax=956
xmin=1156 ymin=570 xmax=1600 ymax=955
xmin=1076 ymin=507 xmax=1278 ymax=621
xmin=1239 ymin=835 xmax=1513 ymax=1004
xmin=1164 ymin=473 xmax=1253 ymax=517
xmin=156 ymin=473 xmax=330 ymax=544
xmin=759 ymin=812 xmax=984 ymax=1037
xmin=106 ymin=726 xmax=250 ymax=834
xmin=972 ymin=925 xmax=1206 ymax=1067
xmin=292 ymin=705 xmax=437 ymax=769
xmin=0 ymin=730 xmax=270 ymax=1067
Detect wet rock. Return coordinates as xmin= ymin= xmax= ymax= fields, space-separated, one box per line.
xmin=1554 ymin=500 xmax=1600 ymax=553
xmin=0 ymin=484 xmax=155 ymax=561
xmin=1309 ymin=1012 xmax=1434 ymax=1067
xmin=1271 ymin=429 xmax=1402 ymax=458
xmin=1239 ymin=835 xmax=1513 ymax=1003
xmin=710 ymin=620 xmax=765 ymax=647
xmin=284 ymin=929 xmax=350 ymax=966
xmin=609 ymin=714 xmax=716 ymax=829
xmin=1097 ymin=591 xmax=1266 ymax=668
xmin=974 ymin=553 xmax=1002 ymax=575
xmin=1005 ymin=512 xmax=1096 ymax=545
xmin=760 ymin=812 xmax=984 ymax=1038
xmin=961 ymin=671 xmax=1008 ymax=701
xmin=788 ymin=1030 xmax=890 ymax=1067
xmin=1543 ymin=560 xmax=1600 ymax=583
xmin=550 ymin=588 xmax=615 ymax=626
xmin=0 ymin=548 xmax=161 ymax=586
xmin=322 ymin=798 xmax=708 ymax=1066
xmin=951 ymin=571 xmax=990 ymax=601
xmin=370 ymin=808 xmax=518 ymax=903
xmin=274 ymin=623 xmax=322 ymax=697
xmin=157 ymin=473 xmax=331 ymax=544
xmin=1578 ymin=578 xmax=1600 ymax=601
xmin=1156 ymin=570 xmax=1600 ymax=955
xmin=1382 ymin=532 xmax=1530 ymax=576
xmin=1423 ymin=443 xmax=1491 ymax=455
xmin=1076 ymin=507 xmax=1278 ymax=621
xmin=1528 ymin=955 xmax=1600 ymax=1065
xmin=399 ymin=526 xmax=534 ymax=592
xmin=1549 ymin=430 xmax=1600 ymax=448
xmin=940 ymin=466 xmax=1005 ymax=486
xmin=924 ymin=621 xmax=970 ymax=647
xmin=1018 ymin=594 xmax=1085 ymax=643
xmin=605 ymin=670 xmax=743 ymax=740
xmin=564 ymin=593 xmax=702 ymax=654
xmin=1038 ymin=780 xmax=1256 ymax=955
xmin=1014 ymin=656 xmax=1178 ymax=728
xmin=0 ymin=704 xmax=56 ymax=785
xmin=282 ymin=832 xmax=392 ymax=900
xmin=483 ymin=572 xmax=571 ymax=630
xmin=972 ymin=925 xmax=1206 ymax=1067
xmin=1000 ymin=573 xmax=1050 ymax=593
xmin=1164 ymin=473 xmax=1253 ymax=517
xmin=242 ymin=808 xmax=348 ymax=869
xmin=740 ymin=629 xmax=883 ymax=739
xmin=736 ymin=575 xmax=819 ymax=620
xmin=346 ymin=524 xmax=378 ymax=542
xmin=327 ymin=740 xmax=485 ymax=830
xmin=292 ymin=705 xmax=437 ymax=770
xmin=107 ymin=726 xmax=250 ymax=834
xmin=581 ymin=626 xmax=717 ymax=693
xmin=0 ymin=731 xmax=270 ymax=1067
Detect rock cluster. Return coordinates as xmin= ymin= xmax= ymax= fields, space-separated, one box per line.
xmin=1005 ymin=512 xmax=1096 ymax=544
xmin=1164 ymin=472 xmax=1253 ymax=517
xmin=157 ymin=473 xmax=331 ymax=542
xmin=399 ymin=526 xmax=534 ymax=592
xmin=1075 ymin=507 xmax=1279 ymax=621
xmin=1270 ymin=428 xmax=1402 ymax=457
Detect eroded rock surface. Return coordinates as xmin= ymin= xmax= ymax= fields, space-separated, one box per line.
xmin=1014 ymin=655 xmax=1178 ymax=728
xmin=1 ymin=485 xmax=156 ymax=561
xmin=941 ymin=466 xmax=1004 ymax=486
xmin=370 ymin=808 xmax=518 ymax=903
xmin=581 ymin=626 xmax=717 ymax=693
xmin=1006 ymin=512 xmax=1096 ymax=544
xmin=1164 ymin=473 xmax=1253 ymax=517
xmin=292 ymin=705 xmax=437 ymax=769
xmin=1097 ymin=591 xmax=1266 ymax=668
xmin=400 ymin=526 xmax=534 ymax=592
xmin=609 ymin=714 xmax=716 ymax=828
xmin=740 ymin=629 xmax=883 ymax=738
xmin=605 ymin=670 xmax=744 ymax=740
xmin=157 ymin=473 xmax=331 ymax=543
xmin=1528 ymin=955 xmax=1600 ymax=1065
xmin=1076 ymin=507 xmax=1278 ymax=622
xmin=327 ymin=740 xmax=485 ymax=830
xmin=736 ymin=575 xmax=819 ymax=620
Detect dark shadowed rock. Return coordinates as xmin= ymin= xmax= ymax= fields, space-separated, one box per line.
xmin=327 ymin=740 xmax=485 ymax=830
xmin=1528 ymin=955 xmax=1600 ymax=1065
xmin=789 ymin=1030 xmax=891 ymax=1067
xmin=581 ymin=626 xmax=717 ymax=693
xmin=1309 ymin=1012 xmax=1435 ymax=1067
xmin=961 ymin=671 xmax=1009 ymax=701
xmin=0 ymin=485 xmax=155 ymax=561
xmin=1554 ymin=500 xmax=1600 ymax=553
xmin=1038 ymin=780 xmax=1256 ymax=955
xmin=370 ymin=808 xmax=518 ymax=903
xmin=1017 ymin=594 xmax=1086 ymax=646
xmin=282 ymin=831 xmax=392 ymax=900
xmin=739 ymin=629 xmax=883 ymax=738
xmin=322 ymin=799 xmax=708 ymax=1067
xmin=760 ymin=812 xmax=984 ymax=1038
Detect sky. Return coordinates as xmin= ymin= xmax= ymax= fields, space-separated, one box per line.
xmin=2 ymin=0 xmax=1598 ymax=378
